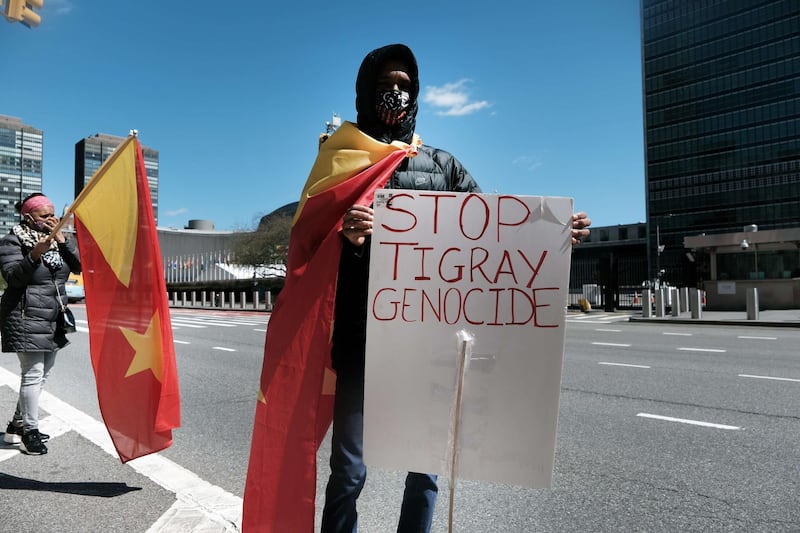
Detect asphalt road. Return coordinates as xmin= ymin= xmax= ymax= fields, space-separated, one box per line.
xmin=1 ymin=308 xmax=799 ymax=532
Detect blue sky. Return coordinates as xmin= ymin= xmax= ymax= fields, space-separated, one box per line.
xmin=1 ymin=0 xmax=645 ymax=231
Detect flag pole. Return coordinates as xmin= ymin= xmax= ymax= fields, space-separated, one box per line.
xmin=49 ymin=134 xmax=138 ymax=238
xmin=448 ymin=331 xmax=473 ymax=533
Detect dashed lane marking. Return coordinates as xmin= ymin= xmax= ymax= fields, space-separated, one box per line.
xmin=739 ymin=374 xmax=800 ymax=383
xmin=637 ymin=412 xmax=741 ymax=430
xmin=599 ymin=362 xmax=650 ymax=369
xmin=591 ymin=342 xmax=632 ymax=347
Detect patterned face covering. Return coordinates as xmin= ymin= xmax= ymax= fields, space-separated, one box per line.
xmin=12 ymin=224 xmax=63 ymax=272
xmin=376 ymin=89 xmax=411 ymax=126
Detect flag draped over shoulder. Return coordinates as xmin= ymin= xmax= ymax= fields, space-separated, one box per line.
xmin=72 ymin=135 xmax=180 ymax=463
xmin=242 ymin=122 xmax=419 ymax=532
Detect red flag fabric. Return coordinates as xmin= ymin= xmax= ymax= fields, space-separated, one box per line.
xmin=72 ymin=135 xmax=180 ymax=463
xmin=243 ymin=122 xmax=418 ymax=532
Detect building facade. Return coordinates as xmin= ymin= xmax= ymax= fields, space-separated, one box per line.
xmin=75 ymin=133 xmax=160 ymax=223
xmin=0 ymin=115 xmax=43 ymax=233
xmin=641 ymin=0 xmax=800 ymax=286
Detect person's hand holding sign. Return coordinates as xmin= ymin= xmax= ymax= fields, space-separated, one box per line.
xmin=342 ymin=204 xmax=374 ymax=247
xmin=571 ymin=212 xmax=591 ymax=245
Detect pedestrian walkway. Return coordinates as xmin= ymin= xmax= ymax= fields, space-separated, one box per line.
xmin=629 ymin=308 xmax=800 ymax=327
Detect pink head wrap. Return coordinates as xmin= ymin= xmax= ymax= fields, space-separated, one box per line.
xmin=20 ymin=195 xmax=54 ymax=216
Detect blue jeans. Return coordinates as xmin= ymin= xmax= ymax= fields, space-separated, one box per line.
xmin=13 ymin=351 xmax=56 ymax=432
xmin=321 ymin=356 xmax=438 ymax=533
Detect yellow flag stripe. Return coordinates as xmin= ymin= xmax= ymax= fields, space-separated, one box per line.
xmin=73 ymin=138 xmax=139 ymax=287
xmin=293 ymin=122 xmax=416 ymax=225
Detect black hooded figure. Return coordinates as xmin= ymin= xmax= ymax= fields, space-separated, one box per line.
xmin=323 ymin=44 xmax=480 ymax=533
xmin=355 ymin=43 xmax=420 ymax=145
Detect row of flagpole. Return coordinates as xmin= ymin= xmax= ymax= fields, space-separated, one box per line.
xmin=163 ymin=251 xmax=234 ymax=284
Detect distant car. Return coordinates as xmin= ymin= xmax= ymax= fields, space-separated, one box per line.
xmin=65 ymin=275 xmax=85 ymax=303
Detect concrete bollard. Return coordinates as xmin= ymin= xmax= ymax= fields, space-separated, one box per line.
xmin=642 ymin=289 xmax=652 ymax=318
xmin=746 ymin=287 xmax=759 ymax=320
xmin=254 ymin=291 xmax=260 ymax=310
xmin=680 ymin=287 xmax=689 ymax=314
xmin=690 ymin=288 xmax=702 ymax=319
xmin=655 ymin=288 xmax=665 ymax=317
xmin=671 ymin=288 xmax=680 ymax=317
xmin=201 ymin=292 xmax=207 ymax=307
xmin=191 ymin=292 xmax=197 ymax=307
xmin=266 ymin=291 xmax=273 ymax=311
xmin=240 ymin=291 xmax=247 ymax=309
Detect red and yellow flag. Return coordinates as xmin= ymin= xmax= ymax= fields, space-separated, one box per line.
xmin=71 ymin=135 xmax=180 ymax=463
xmin=242 ymin=122 xmax=419 ymax=532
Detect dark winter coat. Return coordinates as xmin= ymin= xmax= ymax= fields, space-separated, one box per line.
xmin=331 ymin=43 xmax=480 ymax=369
xmin=0 ymin=231 xmax=82 ymax=353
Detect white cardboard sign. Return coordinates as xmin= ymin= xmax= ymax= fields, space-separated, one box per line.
xmin=363 ymin=191 xmax=573 ymax=488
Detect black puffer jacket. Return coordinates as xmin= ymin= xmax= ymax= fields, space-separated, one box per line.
xmin=331 ymin=44 xmax=480 ymax=370
xmin=0 ymin=231 xmax=81 ymax=352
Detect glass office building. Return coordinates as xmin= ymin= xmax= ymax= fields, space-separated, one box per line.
xmin=0 ymin=115 xmax=43 ymax=234
xmin=641 ymin=0 xmax=800 ymax=284
xmin=75 ymin=133 xmax=160 ymax=223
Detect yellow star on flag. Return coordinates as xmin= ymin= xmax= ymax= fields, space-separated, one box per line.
xmin=122 ymin=311 xmax=164 ymax=382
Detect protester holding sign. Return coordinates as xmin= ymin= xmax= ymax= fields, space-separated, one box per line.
xmin=327 ymin=44 xmax=590 ymax=532
xmin=242 ymin=43 xmax=590 ymax=532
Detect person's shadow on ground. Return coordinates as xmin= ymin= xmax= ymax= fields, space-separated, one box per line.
xmin=0 ymin=472 xmax=142 ymax=497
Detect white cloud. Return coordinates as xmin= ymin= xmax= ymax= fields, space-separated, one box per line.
xmin=47 ymin=0 xmax=74 ymax=15
xmin=422 ymin=79 xmax=491 ymax=116
xmin=512 ymin=155 xmax=542 ymax=172
xmin=164 ymin=207 xmax=189 ymax=217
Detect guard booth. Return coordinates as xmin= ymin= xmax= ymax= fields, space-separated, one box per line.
xmin=684 ymin=226 xmax=800 ymax=310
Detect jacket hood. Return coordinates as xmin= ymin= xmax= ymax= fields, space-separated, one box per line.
xmin=356 ymin=43 xmax=419 ymax=144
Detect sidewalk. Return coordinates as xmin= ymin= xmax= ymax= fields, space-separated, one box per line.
xmin=629 ymin=308 xmax=800 ymax=327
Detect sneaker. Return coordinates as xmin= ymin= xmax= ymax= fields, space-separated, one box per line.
xmin=3 ymin=422 xmax=49 ymax=444
xmin=20 ymin=429 xmax=47 ymax=455
xmin=3 ymin=421 xmax=22 ymax=444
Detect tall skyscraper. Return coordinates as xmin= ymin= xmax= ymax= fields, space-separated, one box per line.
xmin=641 ymin=0 xmax=800 ymax=283
xmin=75 ymin=133 xmax=160 ymax=223
xmin=0 ymin=115 xmax=43 ymax=233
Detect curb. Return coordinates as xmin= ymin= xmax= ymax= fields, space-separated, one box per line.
xmin=628 ymin=317 xmax=800 ymax=328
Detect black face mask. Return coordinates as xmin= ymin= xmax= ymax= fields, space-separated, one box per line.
xmin=375 ymin=89 xmax=411 ymax=126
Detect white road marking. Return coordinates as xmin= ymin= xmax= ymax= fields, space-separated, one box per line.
xmin=0 ymin=367 xmax=242 ymax=531
xmin=599 ymin=362 xmax=650 ymax=369
xmin=174 ymin=340 xmax=190 ymax=345
xmin=592 ymin=342 xmax=632 ymax=347
xmin=637 ymin=413 xmax=741 ymax=430
xmin=253 ymin=328 xmax=267 ymax=333
xmin=212 ymin=347 xmax=236 ymax=352
xmin=677 ymin=347 xmax=726 ymax=353
xmin=739 ymin=374 xmax=800 ymax=383
xmin=174 ymin=319 xmax=237 ymax=328
xmin=168 ymin=321 xmax=207 ymax=329
xmin=737 ymin=335 xmax=777 ymax=340
xmin=663 ymin=332 xmax=692 ymax=336
xmin=595 ymin=328 xmax=621 ymax=332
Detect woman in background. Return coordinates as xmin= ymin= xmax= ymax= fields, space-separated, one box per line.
xmin=0 ymin=193 xmax=81 ymax=455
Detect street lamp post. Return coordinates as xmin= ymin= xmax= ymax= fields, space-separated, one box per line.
xmin=18 ymin=129 xmax=24 ymax=206
xmin=653 ymin=214 xmax=673 ymax=287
